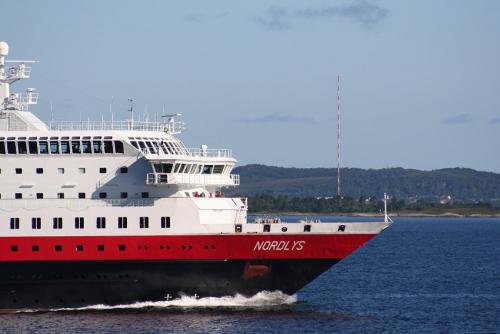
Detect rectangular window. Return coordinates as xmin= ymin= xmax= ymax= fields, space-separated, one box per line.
xmin=50 ymin=141 xmax=59 ymax=154
xmin=114 ymin=141 xmax=124 ymax=153
xmin=57 ymin=193 xmax=64 ymax=199
xmin=60 ymin=141 xmax=70 ymax=154
xmin=130 ymin=141 xmax=139 ymax=149
xmin=36 ymin=168 xmax=43 ymax=174
xmin=141 ymin=192 xmax=149 ymax=198
xmin=15 ymin=193 xmax=22 ymax=199
xmin=7 ymin=141 xmax=16 ymax=154
xmin=145 ymin=141 xmax=156 ymax=154
xmin=82 ymin=141 xmax=91 ymax=153
xmin=28 ymin=141 xmax=38 ymax=154
xmin=0 ymin=142 xmax=5 ymax=154
xmin=99 ymin=167 xmax=107 ymax=174
xmin=120 ymin=192 xmax=128 ymax=199
xmin=32 ymin=245 xmax=40 ymax=252
xmin=139 ymin=217 xmax=149 ymax=229
xmin=10 ymin=217 xmax=20 ymax=229
xmin=76 ymin=245 xmax=84 ymax=252
xmin=96 ymin=217 xmax=106 ymax=229
xmin=39 ymin=141 xmax=49 ymax=154
xmin=120 ymin=167 xmax=128 ymax=174
xmin=53 ymin=217 xmax=63 ymax=229
xmin=71 ymin=141 xmax=81 ymax=154
xmin=55 ymin=245 xmax=62 ymax=251
xmin=32 ymin=217 xmax=41 ymax=229
xmin=58 ymin=168 xmax=64 ymax=174
xmin=104 ymin=141 xmax=113 ymax=153
xmin=79 ymin=167 xmax=86 ymax=174
xmin=118 ymin=217 xmax=128 ymax=229
xmin=11 ymin=245 xmax=18 ymax=252
xmin=36 ymin=193 xmax=43 ymax=199
xmin=17 ymin=141 xmax=27 ymax=154
xmin=99 ymin=192 xmax=107 ymax=199
xmin=97 ymin=245 xmax=105 ymax=251
xmin=15 ymin=168 xmax=22 ymax=174
xmin=202 ymin=165 xmax=213 ymax=174
xmin=78 ymin=192 xmax=85 ymax=199
xmin=213 ymin=165 xmax=224 ymax=174
xmin=93 ymin=141 xmax=103 ymax=153
xmin=161 ymin=216 xmax=171 ymax=229
xmin=118 ymin=244 xmax=126 ymax=251
xmin=75 ymin=217 xmax=84 ymax=229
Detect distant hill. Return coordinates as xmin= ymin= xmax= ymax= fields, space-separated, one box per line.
xmin=228 ymin=164 xmax=500 ymax=201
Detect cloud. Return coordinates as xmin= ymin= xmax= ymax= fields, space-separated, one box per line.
xmin=252 ymin=6 xmax=291 ymax=31
xmin=184 ymin=12 xmax=229 ymax=23
xmin=238 ymin=113 xmax=315 ymax=124
xmin=489 ymin=116 xmax=500 ymax=124
xmin=253 ymin=1 xmax=388 ymax=30
xmin=443 ymin=114 xmax=474 ymax=124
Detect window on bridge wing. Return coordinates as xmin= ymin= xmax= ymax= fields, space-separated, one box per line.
xmin=0 ymin=142 xmax=5 ymax=154
xmin=17 ymin=141 xmax=27 ymax=154
xmin=138 ymin=141 xmax=147 ymax=153
xmin=145 ymin=141 xmax=156 ymax=154
xmin=71 ymin=140 xmax=81 ymax=153
xmin=202 ymin=165 xmax=213 ymax=174
xmin=130 ymin=141 xmax=139 ymax=149
xmin=178 ymin=164 xmax=186 ymax=173
xmin=7 ymin=141 xmax=16 ymax=154
xmin=114 ymin=141 xmax=124 ymax=153
xmin=184 ymin=164 xmax=192 ymax=173
xmin=28 ymin=141 xmax=38 ymax=154
xmin=82 ymin=141 xmax=91 ymax=153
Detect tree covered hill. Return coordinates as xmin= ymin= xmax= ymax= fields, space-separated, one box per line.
xmin=229 ymin=164 xmax=500 ymax=201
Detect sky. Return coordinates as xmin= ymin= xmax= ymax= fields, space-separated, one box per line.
xmin=2 ymin=0 xmax=500 ymax=172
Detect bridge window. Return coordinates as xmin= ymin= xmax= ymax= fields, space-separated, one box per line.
xmin=145 ymin=141 xmax=156 ymax=154
xmin=28 ymin=141 xmax=38 ymax=154
xmin=202 ymin=165 xmax=213 ymax=174
xmin=0 ymin=142 xmax=5 ymax=154
xmin=82 ymin=141 xmax=91 ymax=153
xmin=104 ymin=141 xmax=113 ymax=153
xmin=17 ymin=141 xmax=27 ymax=154
xmin=39 ymin=141 xmax=48 ymax=154
xmin=71 ymin=141 xmax=81 ymax=153
xmin=7 ymin=141 xmax=16 ymax=154
xmin=93 ymin=141 xmax=102 ymax=153
xmin=50 ymin=141 xmax=59 ymax=154
xmin=60 ymin=141 xmax=70 ymax=154
xmin=130 ymin=141 xmax=139 ymax=149
xmin=213 ymin=165 xmax=224 ymax=174
xmin=114 ymin=141 xmax=124 ymax=153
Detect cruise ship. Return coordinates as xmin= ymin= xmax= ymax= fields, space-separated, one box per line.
xmin=0 ymin=41 xmax=391 ymax=310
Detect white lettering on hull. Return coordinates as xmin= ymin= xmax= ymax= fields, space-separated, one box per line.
xmin=253 ymin=240 xmax=305 ymax=251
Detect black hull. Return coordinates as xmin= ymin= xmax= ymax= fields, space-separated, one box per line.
xmin=0 ymin=259 xmax=339 ymax=310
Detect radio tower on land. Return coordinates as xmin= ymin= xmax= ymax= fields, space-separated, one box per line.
xmin=336 ymin=74 xmax=341 ymax=197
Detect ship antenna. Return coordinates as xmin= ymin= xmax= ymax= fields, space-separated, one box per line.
xmin=128 ymin=97 xmax=134 ymax=129
xmin=336 ymin=74 xmax=341 ymax=197
xmin=110 ymin=96 xmax=114 ymax=128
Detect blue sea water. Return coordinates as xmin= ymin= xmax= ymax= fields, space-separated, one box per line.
xmin=0 ymin=217 xmax=498 ymax=334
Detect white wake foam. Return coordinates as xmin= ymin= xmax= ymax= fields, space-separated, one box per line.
xmin=49 ymin=291 xmax=296 ymax=312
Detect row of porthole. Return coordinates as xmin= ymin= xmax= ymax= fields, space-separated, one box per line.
xmin=7 ymin=244 xmax=216 ymax=252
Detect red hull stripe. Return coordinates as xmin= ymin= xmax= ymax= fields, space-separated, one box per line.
xmin=0 ymin=234 xmax=376 ymax=262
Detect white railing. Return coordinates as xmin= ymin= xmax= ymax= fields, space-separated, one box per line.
xmin=0 ymin=198 xmax=154 ymax=210
xmin=145 ymin=173 xmax=240 ymax=186
xmin=48 ymin=120 xmax=186 ymax=134
xmin=184 ymin=148 xmax=233 ymax=158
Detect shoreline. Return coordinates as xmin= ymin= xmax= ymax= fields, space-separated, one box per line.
xmin=248 ymin=212 xmax=500 ymax=218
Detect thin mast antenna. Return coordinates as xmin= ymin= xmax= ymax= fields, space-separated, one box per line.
xmin=127 ymin=98 xmax=134 ymax=129
xmin=336 ymin=74 xmax=341 ymax=197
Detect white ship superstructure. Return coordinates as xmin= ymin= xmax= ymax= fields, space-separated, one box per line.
xmin=0 ymin=42 xmax=390 ymax=310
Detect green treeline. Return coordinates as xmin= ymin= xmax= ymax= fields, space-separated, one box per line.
xmin=247 ymin=194 xmax=495 ymax=214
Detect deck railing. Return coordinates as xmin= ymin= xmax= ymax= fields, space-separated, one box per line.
xmin=48 ymin=120 xmax=185 ymax=134
xmin=145 ymin=173 xmax=240 ymax=186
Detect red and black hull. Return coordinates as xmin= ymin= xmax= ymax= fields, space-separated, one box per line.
xmin=0 ymin=233 xmax=375 ymax=310
xmin=0 ymin=258 xmax=338 ymax=310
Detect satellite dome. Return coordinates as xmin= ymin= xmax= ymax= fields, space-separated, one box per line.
xmin=0 ymin=41 xmax=9 ymax=56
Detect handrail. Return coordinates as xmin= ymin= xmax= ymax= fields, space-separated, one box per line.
xmin=47 ymin=120 xmax=185 ymax=134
